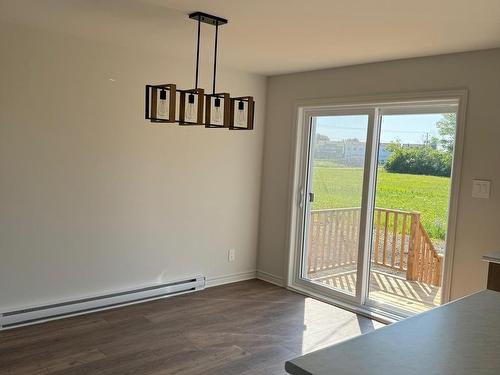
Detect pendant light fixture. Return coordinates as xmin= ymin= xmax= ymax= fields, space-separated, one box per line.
xmin=145 ymin=11 xmax=255 ymax=131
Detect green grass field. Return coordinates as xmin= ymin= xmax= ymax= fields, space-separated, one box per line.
xmin=311 ymin=162 xmax=451 ymax=240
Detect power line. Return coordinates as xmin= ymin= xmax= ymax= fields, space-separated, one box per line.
xmin=317 ymin=127 xmax=436 ymax=134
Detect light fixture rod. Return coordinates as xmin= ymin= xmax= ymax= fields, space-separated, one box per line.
xmin=189 ymin=12 xmax=227 ymax=92
xmin=194 ymin=16 xmax=201 ymax=89
xmin=212 ymin=21 xmax=219 ymax=94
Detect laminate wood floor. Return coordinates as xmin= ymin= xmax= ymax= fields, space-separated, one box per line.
xmin=0 ymin=279 xmax=384 ymax=374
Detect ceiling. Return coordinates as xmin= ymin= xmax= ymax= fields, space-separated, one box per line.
xmin=2 ymin=0 xmax=500 ymax=75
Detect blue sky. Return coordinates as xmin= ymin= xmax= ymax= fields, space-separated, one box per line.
xmin=316 ymin=114 xmax=445 ymax=144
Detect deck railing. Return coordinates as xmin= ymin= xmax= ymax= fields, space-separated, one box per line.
xmin=407 ymin=222 xmax=443 ymax=286
xmin=307 ymin=207 xmax=443 ymax=286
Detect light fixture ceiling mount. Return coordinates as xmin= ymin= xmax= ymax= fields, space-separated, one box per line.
xmin=188 ymin=11 xmax=228 ymax=26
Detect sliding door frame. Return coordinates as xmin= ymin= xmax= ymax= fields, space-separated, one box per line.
xmin=285 ymin=90 xmax=468 ymax=321
xmin=293 ymin=107 xmax=376 ymax=307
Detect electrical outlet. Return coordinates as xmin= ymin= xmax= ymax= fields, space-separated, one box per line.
xmin=228 ymin=248 xmax=236 ymax=262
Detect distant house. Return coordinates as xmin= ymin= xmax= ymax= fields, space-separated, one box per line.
xmin=315 ymin=138 xmax=420 ymax=166
xmin=343 ymin=139 xmax=366 ymax=166
xmin=314 ymin=138 xmax=344 ymax=160
xmin=314 ymin=138 xmax=366 ymax=167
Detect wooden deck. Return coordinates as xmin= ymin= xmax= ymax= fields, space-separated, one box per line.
xmin=309 ymin=268 xmax=441 ymax=314
xmin=308 ymin=208 xmax=443 ymax=287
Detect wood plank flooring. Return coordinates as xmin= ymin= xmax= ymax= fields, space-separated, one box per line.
xmin=0 ymin=279 xmax=383 ymax=374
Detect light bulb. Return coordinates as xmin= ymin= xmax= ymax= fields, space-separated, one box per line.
xmin=213 ymin=97 xmax=222 ymax=124
xmin=158 ymin=89 xmax=168 ymax=119
xmin=236 ymin=100 xmax=246 ymax=126
xmin=186 ymin=93 xmax=196 ymax=122
xmin=186 ymin=103 xmax=195 ymax=121
xmin=213 ymin=107 xmax=222 ymax=123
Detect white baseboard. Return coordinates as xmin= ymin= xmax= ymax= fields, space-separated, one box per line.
xmin=256 ymin=270 xmax=284 ymax=287
xmin=205 ymin=270 xmax=257 ymax=288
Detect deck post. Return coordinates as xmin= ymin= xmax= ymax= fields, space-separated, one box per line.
xmin=432 ymin=255 xmax=442 ymax=286
xmin=406 ymin=212 xmax=420 ymax=281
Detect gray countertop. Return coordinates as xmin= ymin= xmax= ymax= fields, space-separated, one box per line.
xmin=483 ymin=251 xmax=500 ymax=264
xmin=285 ymin=290 xmax=500 ymax=375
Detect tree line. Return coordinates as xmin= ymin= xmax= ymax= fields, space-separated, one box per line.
xmin=384 ymin=113 xmax=456 ymax=177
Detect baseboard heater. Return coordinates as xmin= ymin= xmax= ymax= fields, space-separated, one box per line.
xmin=0 ymin=275 xmax=205 ymax=330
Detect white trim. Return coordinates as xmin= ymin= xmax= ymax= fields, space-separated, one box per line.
xmin=378 ymin=102 xmax=459 ymax=115
xmin=256 ymin=270 xmax=284 ymax=286
xmin=205 ymin=270 xmax=257 ymax=288
xmin=441 ymin=90 xmax=468 ymax=303
xmin=293 ymin=90 xmax=466 ymax=110
xmin=284 ymin=103 xmax=308 ymax=287
xmin=286 ymin=89 xmax=468 ymax=320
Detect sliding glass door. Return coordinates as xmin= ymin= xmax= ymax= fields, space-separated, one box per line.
xmin=296 ymin=99 xmax=460 ymax=317
xmin=303 ymin=113 xmax=370 ymax=299
xmin=300 ymin=109 xmax=375 ymax=305
xmin=367 ymin=108 xmax=457 ymax=315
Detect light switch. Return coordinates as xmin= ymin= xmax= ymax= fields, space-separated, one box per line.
xmin=472 ymin=179 xmax=491 ymax=199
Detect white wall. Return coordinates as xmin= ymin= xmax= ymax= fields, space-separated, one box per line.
xmin=258 ymin=49 xmax=500 ymax=300
xmin=0 ymin=20 xmax=266 ymax=310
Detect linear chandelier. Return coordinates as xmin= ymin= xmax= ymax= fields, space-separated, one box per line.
xmin=145 ymin=12 xmax=254 ymax=130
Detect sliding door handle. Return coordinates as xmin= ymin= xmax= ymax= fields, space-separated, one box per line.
xmin=309 ymin=192 xmax=315 ymax=203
